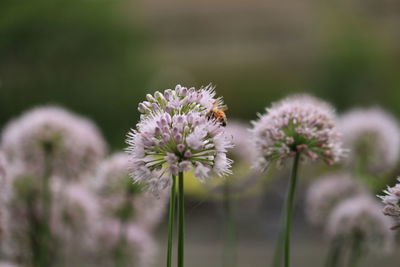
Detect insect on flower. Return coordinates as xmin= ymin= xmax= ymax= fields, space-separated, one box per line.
xmin=206 ymin=100 xmax=228 ymax=127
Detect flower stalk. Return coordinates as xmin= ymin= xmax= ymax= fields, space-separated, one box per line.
xmin=178 ymin=172 xmax=185 ymax=267
xmin=283 ymin=152 xmax=301 ymax=267
xmin=166 ymin=175 xmax=177 ymax=267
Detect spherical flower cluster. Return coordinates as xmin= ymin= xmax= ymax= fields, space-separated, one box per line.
xmin=1 ymin=106 xmax=107 ymax=180
xmin=138 ymin=84 xmax=220 ymax=117
xmin=339 ymin=108 xmax=400 ymax=173
xmin=306 ymin=172 xmax=366 ymax=226
xmin=127 ymin=107 xmax=233 ymax=193
xmin=378 ymin=178 xmax=400 ymax=224
xmin=94 ymin=153 xmax=168 ymax=231
xmin=225 ymin=121 xmax=256 ymax=164
xmin=251 ymin=94 xmax=345 ymax=170
xmin=326 ymin=196 xmax=394 ymax=252
xmin=96 ymin=220 xmax=157 ymax=267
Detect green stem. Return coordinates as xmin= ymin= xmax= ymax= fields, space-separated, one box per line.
xmin=166 ymin=175 xmax=177 ymax=267
xmin=283 ymin=153 xmax=301 ymax=267
xmin=178 ymin=172 xmax=185 ymax=267
xmin=324 ymin=238 xmax=342 ymax=267
xmin=347 ymin=232 xmax=363 ymax=267
xmin=223 ymin=181 xmax=236 ymax=267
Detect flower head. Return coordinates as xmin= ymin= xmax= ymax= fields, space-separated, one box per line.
xmin=127 ymin=108 xmax=233 ymax=193
xmin=378 ymin=178 xmax=400 ymax=226
xmin=306 ymin=172 xmax=366 ymax=226
xmin=1 ymin=106 xmax=107 ymax=180
xmin=225 ymin=121 xmax=256 ymax=164
xmin=339 ymin=108 xmax=400 ymax=173
xmin=326 ymin=195 xmax=394 ymax=252
xmin=94 ymin=153 xmax=168 ymax=231
xmin=95 ymin=220 xmax=157 ymax=267
xmin=251 ymin=94 xmax=345 ymax=170
xmin=138 ymin=84 xmax=221 ymax=117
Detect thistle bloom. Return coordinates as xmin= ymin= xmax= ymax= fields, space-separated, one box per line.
xmin=126 ymin=111 xmax=233 ymax=193
xmin=306 ymin=173 xmax=366 ymax=226
xmin=251 ymin=94 xmax=344 ymax=170
xmin=1 ymin=106 xmax=107 ymax=180
xmin=95 ymin=153 xmax=168 ymax=231
xmin=378 ymin=178 xmax=400 ymax=226
xmin=326 ymin=195 xmax=394 ymax=252
xmin=339 ymin=108 xmax=400 ymax=173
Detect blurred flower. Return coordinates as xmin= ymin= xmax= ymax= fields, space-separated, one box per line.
xmin=378 ymin=177 xmax=400 ymax=228
xmin=1 ymin=106 xmax=107 ymax=180
xmin=251 ymin=94 xmax=345 ymax=170
xmin=305 ymin=172 xmax=366 ymax=226
xmin=339 ymin=107 xmax=400 ymax=173
xmin=49 ymin=181 xmax=102 ymax=263
xmin=138 ymin=84 xmax=220 ymax=117
xmin=96 ymin=220 xmax=157 ymax=267
xmin=0 ymin=262 xmax=18 ymax=267
xmin=95 ymin=152 xmax=168 ymax=232
xmin=326 ymin=195 xmax=394 ymax=252
xmin=127 ymin=111 xmax=233 ymax=193
xmin=0 ymin=151 xmax=6 ymax=183
xmin=225 ymin=121 xmax=256 ymax=164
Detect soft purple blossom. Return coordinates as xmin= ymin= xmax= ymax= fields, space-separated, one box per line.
xmin=126 ymin=111 xmax=233 ymax=192
xmin=378 ymin=178 xmax=400 ymax=229
xmin=94 ymin=153 xmax=168 ymax=231
xmin=225 ymin=121 xmax=257 ymax=164
xmin=339 ymin=108 xmax=400 ymax=173
xmin=0 ymin=106 xmax=107 ymax=180
xmin=251 ymin=94 xmax=345 ymax=170
xmin=95 ymin=220 xmax=157 ymax=267
xmin=327 ymin=195 xmax=394 ymax=252
xmin=138 ymin=84 xmax=222 ymax=117
xmin=306 ymin=172 xmax=366 ymax=226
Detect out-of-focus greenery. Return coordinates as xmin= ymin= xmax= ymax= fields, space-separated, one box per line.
xmin=0 ymin=0 xmax=150 ymax=148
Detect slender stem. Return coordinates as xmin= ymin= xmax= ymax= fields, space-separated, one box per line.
xmin=347 ymin=232 xmax=363 ymax=267
xmin=223 ymin=181 xmax=236 ymax=267
xmin=166 ymin=175 xmax=177 ymax=267
xmin=324 ymin=238 xmax=342 ymax=267
xmin=283 ymin=153 xmax=301 ymax=267
xmin=178 ymin=172 xmax=185 ymax=267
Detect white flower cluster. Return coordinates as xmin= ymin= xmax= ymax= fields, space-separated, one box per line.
xmin=306 ymin=172 xmax=366 ymax=226
xmin=1 ymin=106 xmax=107 ymax=180
xmin=327 ymin=196 xmax=394 ymax=252
xmin=339 ymin=108 xmax=400 ymax=173
xmin=127 ymin=85 xmax=233 ymax=193
xmin=251 ymin=94 xmax=345 ymax=170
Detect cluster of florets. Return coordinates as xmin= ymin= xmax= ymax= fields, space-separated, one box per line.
xmin=327 ymin=196 xmax=394 ymax=252
xmin=379 ymin=178 xmax=400 ymax=220
xmin=1 ymin=106 xmax=107 ymax=180
xmin=339 ymin=108 xmax=400 ymax=173
xmin=94 ymin=153 xmax=167 ymax=231
xmin=138 ymin=84 xmax=219 ymax=116
xmin=127 ymin=85 xmax=233 ymax=193
xmin=225 ymin=121 xmax=256 ymax=164
xmin=251 ymin=94 xmax=345 ymax=170
xmin=306 ymin=172 xmax=366 ymax=226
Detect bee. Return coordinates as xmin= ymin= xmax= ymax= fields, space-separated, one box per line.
xmin=206 ymin=100 xmax=228 ymax=126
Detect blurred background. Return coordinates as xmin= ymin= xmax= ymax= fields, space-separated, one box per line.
xmin=1 ymin=0 xmax=400 ymax=266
